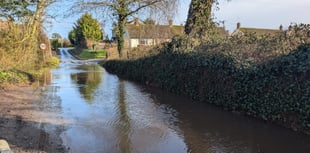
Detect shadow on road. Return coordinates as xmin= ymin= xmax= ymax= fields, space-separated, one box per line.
xmin=0 ymin=84 xmax=68 ymax=153
xmin=0 ymin=115 xmax=67 ymax=153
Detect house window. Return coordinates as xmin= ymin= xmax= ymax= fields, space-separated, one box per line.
xmin=139 ymin=39 xmax=148 ymax=45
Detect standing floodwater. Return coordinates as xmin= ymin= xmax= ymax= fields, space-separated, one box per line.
xmin=39 ymin=48 xmax=310 ymax=153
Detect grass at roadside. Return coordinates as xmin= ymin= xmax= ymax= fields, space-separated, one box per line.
xmin=0 ymin=68 xmax=50 ymax=87
xmin=0 ymin=56 xmax=60 ymax=87
xmin=0 ymin=70 xmax=31 ymax=86
xmin=79 ymin=49 xmax=107 ymax=59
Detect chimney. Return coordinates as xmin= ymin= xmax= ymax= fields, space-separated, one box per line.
xmin=279 ymin=24 xmax=283 ymax=31
xmin=288 ymin=25 xmax=292 ymax=31
xmin=168 ymin=19 xmax=173 ymax=26
xmin=237 ymin=22 xmax=241 ymax=29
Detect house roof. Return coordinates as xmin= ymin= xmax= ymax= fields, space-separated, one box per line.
xmin=125 ymin=18 xmax=229 ymax=39
xmin=125 ymin=24 xmax=184 ymax=39
xmin=238 ymin=27 xmax=282 ymax=35
xmin=231 ymin=22 xmax=284 ymax=36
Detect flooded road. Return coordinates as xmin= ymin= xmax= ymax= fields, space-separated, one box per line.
xmin=40 ymin=48 xmax=310 ymax=153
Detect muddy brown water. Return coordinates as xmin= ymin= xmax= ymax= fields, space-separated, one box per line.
xmin=39 ymin=48 xmax=310 ymax=153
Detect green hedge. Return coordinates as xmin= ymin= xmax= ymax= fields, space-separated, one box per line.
xmin=104 ymin=43 xmax=310 ymax=134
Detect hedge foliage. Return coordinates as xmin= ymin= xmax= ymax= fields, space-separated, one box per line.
xmin=104 ymin=24 xmax=310 ymax=134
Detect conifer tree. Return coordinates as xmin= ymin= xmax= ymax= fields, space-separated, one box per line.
xmin=73 ymin=13 xmax=103 ymax=49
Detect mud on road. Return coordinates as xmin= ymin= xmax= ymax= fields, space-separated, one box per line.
xmin=0 ymin=85 xmax=67 ymax=153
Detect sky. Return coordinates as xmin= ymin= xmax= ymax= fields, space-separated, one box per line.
xmin=46 ymin=0 xmax=310 ymax=39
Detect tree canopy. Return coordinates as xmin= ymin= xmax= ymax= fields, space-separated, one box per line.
xmin=68 ymin=29 xmax=76 ymax=45
xmin=52 ymin=33 xmax=62 ymax=40
xmin=0 ymin=0 xmax=32 ymax=21
xmin=51 ymin=33 xmax=62 ymax=50
xmin=144 ymin=18 xmax=156 ymax=25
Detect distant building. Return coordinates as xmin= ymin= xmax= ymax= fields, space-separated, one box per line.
xmin=231 ymin=22 xmax=283 ymax=36
xmin=122 ymin=18 xmax=184 ymax=48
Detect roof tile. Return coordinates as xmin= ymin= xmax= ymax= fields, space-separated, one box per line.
xmin=126 ymin=24 xmax=184 ymax=39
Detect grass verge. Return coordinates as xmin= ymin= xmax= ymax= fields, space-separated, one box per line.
xmin=79 ymin=49 xmax=107 ymax=59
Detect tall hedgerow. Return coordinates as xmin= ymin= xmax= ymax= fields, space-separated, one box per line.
xmin=104 ymin=24 xmax=310 ymax=134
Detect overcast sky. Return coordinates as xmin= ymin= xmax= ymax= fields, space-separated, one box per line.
xmin=47 ymin=0 xmax=310 ymax=38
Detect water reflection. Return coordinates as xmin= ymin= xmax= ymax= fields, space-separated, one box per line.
xmin=70 ymin=65 xmax=103 ymax=103
xmin=32 ymin=70 xmax=53 ymax=90
xmin=146 ymin=87 xmax=310 ymax=153
xmin=115 ymin=81 xmax=132 ymax=153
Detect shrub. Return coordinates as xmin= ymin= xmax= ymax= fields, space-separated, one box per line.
xmin=46 ymin=56 xmax=60 ymax=67
xmin=0 ymin=70 xmax=31 ymax=86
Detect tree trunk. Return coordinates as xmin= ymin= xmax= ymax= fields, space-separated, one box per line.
xmin=185 ymin=0 xmax=214 ymax=38
xmin=31 ymin=1 xmax=44 ymax=37
xmin=117 ymin=15 xmax=126 ymax=58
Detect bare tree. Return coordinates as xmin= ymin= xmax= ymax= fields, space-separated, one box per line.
xmin=0 ymin=0 xmax=58 ymax=38
xmin=70 ymin=0 xmax=178 ymax=58
xmin=29 ymin=0 xmax=60 ymax=37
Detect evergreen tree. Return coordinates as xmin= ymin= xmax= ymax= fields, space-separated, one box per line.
xmin=68 ymin=29 xmax=76 ymax=45
xmin=51 ymin=33 xmax=62 ymax=50
xmin=74 ymin=13 xmax=103 ymax=49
